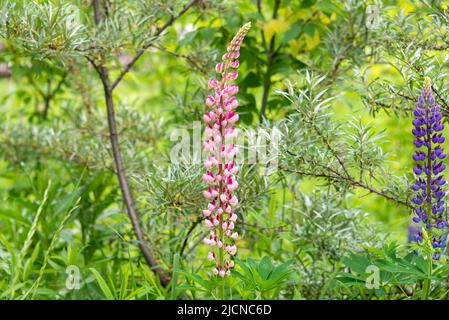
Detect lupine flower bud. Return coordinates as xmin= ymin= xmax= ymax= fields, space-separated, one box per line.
xmin=411 ymin=77 xmax=448 ymax=259
xmin=225 ymin=97 xmax=238 ymax=110
xmin=203 ymin=209 xmax=211 ymax=217
xmin=201 ymin=22 xmax=251 ymax=277
xmin=227 ymin=71 xmax=238 ymax=80
xmin=208 ymin=79 xmax=219 ymax=89
xmin=227 ymin=85 xmax=239 ymax=96
xmin=229 ymin=196 xmax=238 ymax=207
xmin=206 ymin=96 xmax=215 ymax=107
xmin=203 ymin=190 xmax=211 ymax=199
xmin=208 ymin=252 xmax=216 ymax=261
xmin=205 ymin=219 xmax=213 ymax=228
xmin=215 ymin=63 xmax=224 ymax=73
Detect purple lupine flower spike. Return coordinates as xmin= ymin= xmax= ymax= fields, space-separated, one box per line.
xmin=411 ymin=77 xmax=447 ymax=259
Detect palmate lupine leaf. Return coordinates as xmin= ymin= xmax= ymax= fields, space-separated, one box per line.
xmin=233 ymin=256 xmax=294 ymax=294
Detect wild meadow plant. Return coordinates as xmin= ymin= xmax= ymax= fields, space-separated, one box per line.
xmin=201 ymin=23 xmax=251 ymax=279
xmin=410 ymin=78 xmax=448 ymax=299
xmin=411 ymin=77 xmax=447 ymax=258
xmin=314 ymin=76 xmax=449 ymax=300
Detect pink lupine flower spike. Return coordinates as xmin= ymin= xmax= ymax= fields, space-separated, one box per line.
xmin=202 ymin=22 xmax=251 ymax=277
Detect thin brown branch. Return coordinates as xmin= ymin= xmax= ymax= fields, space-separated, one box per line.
xmin=92 ymin=0 xmax=102 ymax=25
xmin=111 ymin=0 xmax=198 ymax=90
xmin=259 ymin=0 xmax=281 ymax=122
xmin=184 ymin=231 xmax=209 ymax=258
xmin=431 ymin=84 xmax=449 ymax=112
xmin=100 ymin=70 xmax=169 ymax=286
xmin=257 ymin=0 xmax=269 ymax=54
xmin=43 ymin=72 xmax=68 ymax=119
xmin=391 ymin=56 xmax=449 ymax=113
xmin=282 ymin=167 xmax=410 ymax=208
xmin=428 ymin=44 xmax=449 ymax=51
xmin=152 ymin=44 xmax=207 ymax=74
xmin=179 ymin=218 xmax=201 ymax=256
xmin=312 ymin=122 xmax=352 ymax=179
xmin=284 ymin=112 xmax=411 ymax=208
xmin=91 ymin=0 xmax=170 ymax=286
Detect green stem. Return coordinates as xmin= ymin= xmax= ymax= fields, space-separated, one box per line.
xmin=219 ymin=226 xmax=224 ymax=300
xmin=421 ymin=104 xmax=433 ymax=300
xmin=217 ymin=56 xmax=231 ymax=301
xmin=421 ymin=254 xmax=432 ymax=300
xmin=221 ymin=277 xmax=225 ymax=300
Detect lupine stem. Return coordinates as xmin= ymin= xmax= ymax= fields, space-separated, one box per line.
xmin=221 ymin=277 xmax=225 ymax=300
xmin=424 ymin=110 xmax=433 ymax=301
xmin=218 ymin=75 xmax=225 ymax=279
xmin=422 ymin=253 xmax=433 ymax=300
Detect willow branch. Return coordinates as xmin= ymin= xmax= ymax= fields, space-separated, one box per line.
xmin=282 ymin=166 xmax=410 ymax=208
xmin=110 ymin=0 xmax=198 ymax=90
xmin=151 ymin=44 xmax=207 ymax=74
xmin=179 ymin=217 xmax=201 ymax=256
xmin=91 ymin=0 xmax=170 ymax=286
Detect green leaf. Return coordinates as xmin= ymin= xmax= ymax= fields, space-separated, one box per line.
xmin=336 ymin=275 xmax=366 ymax=285
xmin=118 ymin=266 xmax=129 ymax=300
xmin=89 ymin=268 xmax=115 ymax=300
xmin=300 ymin=0 xmax=317 ymax=9
xmin=241 ymin=72 xmax=262 ymax=88
xmin=258 ymin=256 xmax=273 ymax=280
xmin=342 ymin=253 xmax=371 ymax=274
xmin=375 ymin=259 xmax=424 ymax=277
xmin=178 ymin=31 xmax=197 ymax=47
xmin=270 ymin=259 xmax=294 ymax=280
xmin=177 ymin=271 xmax=211 ymax=292
xmin=170 ymin=253 xmax=180 ymax=300
xmin=282 ymin=21 xmax=302 ymax=44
